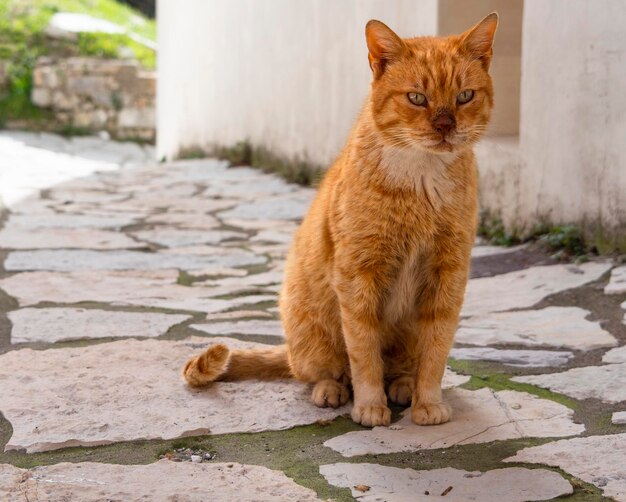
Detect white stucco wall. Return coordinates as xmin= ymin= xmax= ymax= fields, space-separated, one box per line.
xmin=478 ymin=0 xmax=626 ymax=245
xmin=157 ymin=0 xmax=438 ymax=165
xmin=158 ymin=0 xmax=626 ymax=247
xmin=520 ymin=0 xmax=626 ymax=238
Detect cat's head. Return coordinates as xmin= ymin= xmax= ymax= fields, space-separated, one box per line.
xmin=366 ymin=14 xmax=498 ymax=154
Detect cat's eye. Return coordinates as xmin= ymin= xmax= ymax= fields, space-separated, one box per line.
xmin=407 ymin=92 xmax=427 ymax=107
xmin=457 ymin=90 xmax=474 ymax=104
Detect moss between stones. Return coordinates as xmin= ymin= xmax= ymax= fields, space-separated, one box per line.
xmin=463 ymin=375 xmax=579 ymax=411
xmin=0 ymin=412 xmax=613 ymax=500
xmin=176 ymin=270 xmax=194 ymax=286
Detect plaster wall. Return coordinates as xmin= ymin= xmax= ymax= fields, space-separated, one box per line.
xmin=515 ymin=0 xmax=626 ymax=240
xmin=157 ymin=0 xmax=438 ymax=165
xmin=157 ymin=0 xmax=626 ymax=246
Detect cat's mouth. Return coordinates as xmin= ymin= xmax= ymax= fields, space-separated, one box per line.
xmin=426 ymin=138 xmax=455 ymax=153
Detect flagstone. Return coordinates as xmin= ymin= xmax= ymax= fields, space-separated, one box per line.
xmin=57 ymin=175 xmax=110 ymax=191
xmin=246 ymin=244 xmax=291 ymax=261
xmin=144 ymin=212 xmax=220 ymax=229
xmin=252 ymin=229 xmax=296 ymax=244
xmin=4 ymin=213 xmax=138 ymax=229
xmin=223 ymin=294 xmax=278 ymax=307
xmin=156 ymin=244 xmax=224 ymax=254
xmin=47 ymin=188 xmax=129 ymax=203
xmin=0 ymin=337 xmax=351 ymax=453
xmin=129 ymin=183 xmax=198 ymax=199
xmin=188 ymin=164 xmax=266 ymax=181
xmin=192 ymin=319 xmax=284 ymax=337
xmin=123 ymin=196 xmax=240 ymax=214
xmin=8 ymin=308 xmax=190 ymax=344
xmin=455 ymin=307 xmax=616 ymax=351
xmin=0 ymin=270 xmax=235 ymax=313
xmin=54 ymin=203 xmax=150 ymax=219
xmin=605 ymin=265 xmax=626 ymax=294
xmin=0 ymin=460 xmax=320 ymax=501
xmin=184 ymin=282 xmax=275 ymax=299
xmin=205 ymin=310 xmax=275 ymax=321
xmin=471 ymin=244 xmax=527 ymax=258
xmin=323 ymin=388 xmax=583 ymax=457
xmin=0 ymin=227 xmax=142 ymax=250
xmin=505 ymin=433 xmax=626 ymax=501
xmin=131 ymin=228 xmax=247 ymax=247
xmin=462 ymin=262 xmax=612 ymax=316
xmin=513 ymin=363 xmax=626 ymax=403
xmin=114 ymin=179 xmax=192 ymax=194
xmin=4 ymin=248 xmax=265 ymax=272
xmin=150 ymin=158 xmax=229 ymax=177
xmin=450 ymin=347 xmax=574 ymax=367
xmin=613 ymin=412 xmax=626 ymax=425
xmin=201 ymin=270 xmax=284 ymax=287
xmin=441 ymin=369 xmax=472 ymax=388
xmin=202 ymin=176 xmax=296 ymax=198
xmin=222 ymin=218 xmax=294 ymax=230
xmin=218 ymin=193 xmax=314 ymax=221
xmin=186 ymin=266 xmax=252 ymax=277
xmin=8 ymin=197 xmax=57 ymax=215
xmin=320 ymin=463 xmax=572 ymax=502
xmin=604 ymin=346 xmax=626 ymax=363
xmin=52 ymin=201 xmax=151 ymax=216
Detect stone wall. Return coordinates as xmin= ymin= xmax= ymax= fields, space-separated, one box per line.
xmin=31 ymin=57 xmax=155 ymax=142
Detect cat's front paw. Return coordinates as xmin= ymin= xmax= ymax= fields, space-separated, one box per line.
xmin=411 ymin=401 xmax=451 ymax=425
xmin=351 ymin=404 xmax=391 ymax=427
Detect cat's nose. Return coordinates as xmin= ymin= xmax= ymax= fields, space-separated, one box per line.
xmin=432 ymin=113 xmax=456 ymax=136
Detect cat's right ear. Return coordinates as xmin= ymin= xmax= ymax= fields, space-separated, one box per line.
xmin=365 ymin=20 xmax=405 ymax=79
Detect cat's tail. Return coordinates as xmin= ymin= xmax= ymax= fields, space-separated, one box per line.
xmin=182 ymin=343 xmax=292 ymax=387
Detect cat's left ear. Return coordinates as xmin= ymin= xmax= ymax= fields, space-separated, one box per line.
xmin=365 ymin=20 xmax=405 ymax=79
xmin=461 ymin=12 xmax=498 ymax=70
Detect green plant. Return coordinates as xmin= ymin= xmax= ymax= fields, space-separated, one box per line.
xmin=77 ymin=32 xmax=155 ymax=69
xmin=477 ymin=210 xmax=519 ymax=247
xmin=58 ymin=123 xmax=92 ymax=136
xmin=177 ymin=146 xmax=209 ymax=160
xmin=538 ymin=224 xmax=587 ymax=256
xmin=218 ymin=141 xmax=253 ymax=166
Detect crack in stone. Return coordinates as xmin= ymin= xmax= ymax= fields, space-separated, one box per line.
xmin=421 ymin=400 xmax=570 ymax=450
xmin=492 ymin=389 xmax=525 ymax=437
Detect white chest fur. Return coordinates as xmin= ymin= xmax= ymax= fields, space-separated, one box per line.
xmin=379 ymin=146 xmax=457 ymax=206
xmin=384 ymin=245 xmax=422 ymax=323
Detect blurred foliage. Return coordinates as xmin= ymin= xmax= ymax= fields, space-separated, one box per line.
xmin=0 ymin=0 xmax=155 ymax=126
xmin=477 ymin=209 xmax=520 ymax=247
xmin=479 ymin=209 xmax=596 ymax=258
xmin=535 ymin=224 xmax=587 ymax=256
xmin=77 ymin=32 xmax=155 ymax=68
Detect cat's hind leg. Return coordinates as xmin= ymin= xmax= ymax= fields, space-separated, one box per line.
xmin=311 ymin=378 xmax=350 ymax=408
xmin=387 ymin=376 xmax=414 ymax=406
xmin=282 ymin=302 xmax=351 ymax=409
xmin=384 ymin=335 xmax=417 ymax=406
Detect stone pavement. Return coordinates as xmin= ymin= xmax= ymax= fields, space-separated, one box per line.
xmin=0 ymin=132 xmax=625 ymax=501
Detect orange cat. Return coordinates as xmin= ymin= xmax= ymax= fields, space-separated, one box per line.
xmin=184 ymin=14 xmax=498 ymax=427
